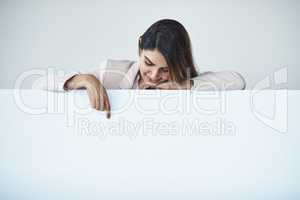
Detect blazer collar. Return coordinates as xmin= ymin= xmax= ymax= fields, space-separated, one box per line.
xmin=118 ymin=61 xmax=140 ymax=89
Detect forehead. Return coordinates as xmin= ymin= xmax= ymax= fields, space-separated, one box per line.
xmin=142 ymin=49 xmax=168 ymax=67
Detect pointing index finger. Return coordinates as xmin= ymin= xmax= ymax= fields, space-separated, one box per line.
xmin=105 ymin=98 xmax=111 ymax=119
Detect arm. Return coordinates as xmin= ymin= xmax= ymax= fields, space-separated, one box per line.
xmin=191 ymin=71 xmax=246 ymax=91
xmin=31 ymin=60 xmax=111 ymax=118
xmin=32 ymin=70 xmax=111 ymax=118
xmin=154 ymin=71 xmax=246 ymax=91
xmin=64 ymin=74 xmax=111 ymax=118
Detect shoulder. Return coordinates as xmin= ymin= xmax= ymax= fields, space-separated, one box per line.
xmin=99 ymin=59 xmax=136 ymax=72
xmin=97 ymin=59 xmax=139 ymax=89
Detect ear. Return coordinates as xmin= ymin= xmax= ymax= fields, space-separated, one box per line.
xmin=139 ymin=37 xmax=142 ymax=45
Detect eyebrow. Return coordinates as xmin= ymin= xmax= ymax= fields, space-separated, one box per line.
xmin=144 ymin=55 xmax=168 ymax=68
xmin=144 ymin=56 xmax=155 ymax=65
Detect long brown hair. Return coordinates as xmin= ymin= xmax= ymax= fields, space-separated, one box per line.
xmin=139 ymin=19 xmax=198 ymax=82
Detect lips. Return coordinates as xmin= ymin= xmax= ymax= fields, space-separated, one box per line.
xmin=145 ymin=78 xmax=168 ymax=84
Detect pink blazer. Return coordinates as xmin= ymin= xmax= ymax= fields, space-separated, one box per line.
xmin=33 ymin=59 xmax=246 ymax=91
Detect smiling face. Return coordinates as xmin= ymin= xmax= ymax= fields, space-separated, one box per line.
xmin=138 ymin=49 xmax=170 ymax=85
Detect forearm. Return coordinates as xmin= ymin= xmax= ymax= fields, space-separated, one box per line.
xmin=62 ymin=73 xmax=111 ymax=118
xmin=64 ymin=74 xmax=98 ymax=91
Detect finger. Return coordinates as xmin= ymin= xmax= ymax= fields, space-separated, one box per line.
xmin=95 ymin=90 xmax=101 ymax=110
xmin=140 ymin=83 xmax=150 ymax=89
xmin=155 ymin=83 xmax=168 ymax=89
xmin=104 ymin=97 xmax=111 ymax=119
xmin=174 ymin=82 xmax=183 ymax=90
xmin=87 ymin=89 xmax=96 ymax=109
xmin=99 ymin=88 xmax=105 ymax=111
xmin=103 ymin=89 xmax=111 ymax=119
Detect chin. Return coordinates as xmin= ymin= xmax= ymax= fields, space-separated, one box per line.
xmin=142 ymin=75 xmax=168 ymax=85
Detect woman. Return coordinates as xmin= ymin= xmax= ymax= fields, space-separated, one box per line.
xmin=34 ymin=19 xmax=246 ymax=119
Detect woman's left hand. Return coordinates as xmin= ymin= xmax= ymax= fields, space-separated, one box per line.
xmin=155 ymin=80 xmax=193 ymax=90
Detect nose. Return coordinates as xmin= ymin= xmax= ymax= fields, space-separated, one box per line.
xmin=149 ymin=70 xmax=160 ymax=82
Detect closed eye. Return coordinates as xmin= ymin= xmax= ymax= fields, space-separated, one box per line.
xmin=144 ymin=60 xmax=154 ymax=66
xmin=144 ymin=56 xmax=155 ymax=66
xmin=161 ymin=68 xmax=169 ymax=73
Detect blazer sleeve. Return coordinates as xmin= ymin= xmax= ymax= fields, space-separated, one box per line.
xmin=31 ymin=60 xmax=109 ymax=91
xmin=191 ymin=71 xmax=246 ymax=91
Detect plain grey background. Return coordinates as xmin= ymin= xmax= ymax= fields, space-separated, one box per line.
xmin=0 ymin=0 xmax=299 ymax=89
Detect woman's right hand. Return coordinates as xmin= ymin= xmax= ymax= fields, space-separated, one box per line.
xmin=64 ymin=74 xmax=111 ymax=119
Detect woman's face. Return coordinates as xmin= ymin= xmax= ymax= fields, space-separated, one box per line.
xmin=139 ymin=49 xmax=170 ymax=85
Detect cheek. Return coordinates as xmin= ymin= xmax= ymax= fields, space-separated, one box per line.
xmin=161 ymin=72 xmax=170 ymax=80
xmin=139 ymin=63 xmax=170 ymax=81
xmin=139 ymin=65 xmax=150 ymax=80
xmin=139 ymin=64 xmax=151 ymax=75
xmin=139 ymin=64 xmax=146 ymax=74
